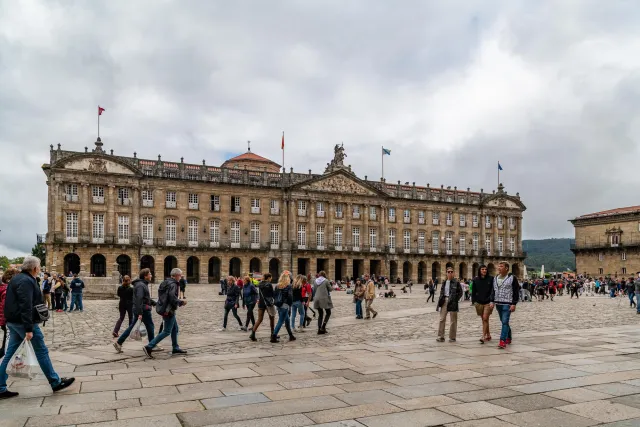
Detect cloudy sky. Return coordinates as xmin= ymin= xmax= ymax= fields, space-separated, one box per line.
xmin=1 ymin=0 xmax=639 ymax=256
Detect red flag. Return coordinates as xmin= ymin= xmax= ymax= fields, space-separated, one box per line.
xmin=98 ymin=106 xmax=105 ymax=115
xmin=281 ymin=132 xmax=284 ymax=150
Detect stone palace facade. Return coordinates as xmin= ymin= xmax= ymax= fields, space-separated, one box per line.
xmin=570 ymin=205 xmax=640 ymax=278
xmin=43 ymin=139 xmax=527 ymax=283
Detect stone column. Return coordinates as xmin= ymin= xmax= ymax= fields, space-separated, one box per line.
xmin=411 ymin=260 xmax=418 ymax=283
xmin=54 ymin=181 xmax=62 ymax=233
xmin=107 ymin=184 xmax=116 ymax=241
xmin=308 ymin=258 xmax=317 ymax=276
xmin=80 ymin=183 xmax=89 ymax=237
xmin=363 ymin=204 xmax=370 ymax=249
xmin=517 ymin=217 xmax=523 ymax=253
xmin=345 ymin=203 xmax=352 ymax=248
xmin=346 ymin=258 xmax=353 ymax=280
xmin=132 ymin=187 xmax=140 ymax=237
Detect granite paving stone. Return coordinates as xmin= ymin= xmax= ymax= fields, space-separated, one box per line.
xmin=387 ymin=395 xmax=460 ymax=410
xmin=489 ymin=394 xmax=571 ymax=411
xmin=198 ymin=414 xmax=314 ymax=427
xmin=544 ymin=387 xmax=616 ymax=403
xmin=438 ymin=401 xmax=516 ymax=420
xmin=334 ymin=389 xmax=404 ymax=406
xmin=585 ymin=383 xmax=640 ymax=397
xmin=79 ymin=414 xmax=182 ymax=427
xmin=25 ymin=410 xmax=117 ymax=427
xmin=446 ymin=387 xmax=524 ymax=403
xmin=200 ymin=392 xmax=270 ymax=409
xmin=264 ymin=385 xmax=345 ymax=401
xmin=356 ymin=408 xmax=461 ymax=427
xmin=611 ymin=394 xmax=640 ymax=410
xmin=444 ymin=418 xmax=520 ymax=427
xmin=557 ymin=400 xmax=640 ymax=423
xmin=117 ymin=400 xmax=204 ymax=420
xmin=304 ymin=403 xmax=404 ymax=424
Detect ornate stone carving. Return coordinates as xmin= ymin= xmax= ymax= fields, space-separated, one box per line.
xmin=325 ymin=143 xmax=350 ymax=173
xmin=301 ymin=174 xmax=376 ymax=196
xmin=88 ymin=158 xmax=108 ymax=173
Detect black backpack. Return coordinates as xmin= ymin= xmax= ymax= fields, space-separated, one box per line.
xmin=273 ymin=287 xmax=284 ymax=308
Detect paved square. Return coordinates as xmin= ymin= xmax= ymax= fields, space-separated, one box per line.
xmin=1 ymin=288 xmax=640 ymax=427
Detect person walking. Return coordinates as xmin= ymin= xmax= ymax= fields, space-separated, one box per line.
xmin=490 ymin=262 xmax=520 ymax=349
xmin=426 ymin=280 xmax=436 ymax=303
xmin=471 ymin=265 xmax=494 ymax=344
xmin=69 ymin=274 xmax=85 ymax=312
xmin=364 ymin=274 xmax=378 ymax=320
xmin=353 ymin=279 xmax=365 ymax=319
xmin=250 ymin=273 xmax=276 ymax=341
xmin=243 ymin=276 xmax=258 ymax=331
xmin=52 ymin=276 xmax=64 ymax=312
xmin=626 ymin=279 xmax=636 ymax=308
xmin=179 ymin=277 xmax=187 ymax=300
xmin=313 ymin=271 xmax=333 ymax=334
xmin=114 ymin=269 xmax=156 ymax=353
xmin=302 ymin=276 xmax=315 ymax=326
xmin=42 ymin=273 xmax=52 ymax=310
xmin=113 ymin=275 xmax=134 ymax=337
xmin=436 ymin=267 xmax=463 ymax=343
xmin=0 ymin=257 xmax=75 ymax=400
xmin=272 ymin=272 xmax=296 ymax=343
xmin=0 ymin=268 xmax=18 ymax=358
xmin=290 ymin=275 xmax=305 ymax=331
xmin=143 ymin=268 xmax=187 ymax=358
xmin=219 ymin=278 xmax=244 ymax=331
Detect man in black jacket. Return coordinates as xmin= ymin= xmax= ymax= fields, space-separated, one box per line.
xmin=69 ymin=274 xmax=85 ymax=312
xmin=143 ymin=268 xmax=187 ymax=358
xmin=436 ymin=268 xmax=463 ymax=343
xmin=0 ymin=256 xmax=75 ymax=400
xmin=471 ymin=264 xmax=494 ymax=344
xmin=490 ymin=262 xmax=520 ymax=349
xmin=114 ymin=268 xmax=156 ymax=353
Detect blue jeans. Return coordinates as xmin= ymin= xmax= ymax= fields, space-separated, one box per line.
xmin=62 ymin=293 xmax=68 ymax=311
xmin=0 ymin=323 xmax=61 ymax=392
xmin=117 ymin=310 xmax=155 ymax=345
xmin=70 ymin=293 xmax=83 ymax=311
xmin=496 ymin=304 xmax=512 ymax=342
xmin=290 ymin=301 xmax=304 ymax=328
xmin=146 ymin=315 xmax=179 ymax=351
xmin=355 ymin=299 xmax=363 ymax=317
xmin=273 ymin=306 xmax=291 ymax=337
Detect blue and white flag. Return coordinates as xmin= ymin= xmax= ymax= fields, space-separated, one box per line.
xmin=382 ymin=147 xmax=391 ymax=155
xmin=498 ymin=162 xmax=503 ymax=171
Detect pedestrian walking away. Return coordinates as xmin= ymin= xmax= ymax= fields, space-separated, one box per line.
xmin=426 ymin=280 xmax=436 ymax=303
xmin=114 ymin=269 xmax=156 ymax=353
xmin=290 ymin=275 xmax=306 ymax=331
xmin=250 ymin=273 xmax=276 ymax=341
xmin=436 ymin=267 xmax=463 ymax=342
xmin=243 ymin=276 xmax=258 ymax=330
xmin=143 ymin=268 xmax=188 ymax=358
xmin=314 ymin=271 xmax=334 ymax=334
xmin=0 ymin=256 xmax=75 ymax=400
xmin=490 ymin=262 xmax=520 ymax=349
xmin=113 ymin=275 xmax=134 ymax=337
xmin=272 ymin=272 xmax=296 ymax=343
xmin=364 ymin=274 xmax=378 ymax=320
xmin=69 ymin=273 xmax=85 ymax=311
xmin=219 ymin=278 xmax=244 ymax=331
xmin=471 ymin=264 xmax=494 ymax=344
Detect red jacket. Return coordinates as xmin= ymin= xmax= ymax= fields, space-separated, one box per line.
xmin=0 ymin=282 xmax=7 ymax=327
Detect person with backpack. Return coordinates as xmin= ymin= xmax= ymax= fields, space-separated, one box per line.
xmin=179 ymin=277 xmax=187 ymax=299
xmin=271 ymin=272 xmax=296 ymax=343
xmin=143 ymin=268 xmax=187 ymax=358
xmin=69 ymin=274 xmax=85 ymax=312
xmin=314 ymin=271 xmax=334 ymax=334
xmin=112 ymin=275 xmax=134 ymax=337
xmin=113 ymin=269 xmax=156 ymax=353
xmin=219 ymin=278 xmax=244 ymax=331
xmin=250 ymin=273 xmax=275 ymax=341
xmin=243 ymin=276 xmax=258 ymax=331
xmin=0 ymin=268 xmax=18 ymax=358
xmin=0 ymin=257 xmax=75 ymax=400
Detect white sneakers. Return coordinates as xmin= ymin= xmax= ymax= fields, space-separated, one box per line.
xmin=218 ymin=327 xmax=226 ymax=332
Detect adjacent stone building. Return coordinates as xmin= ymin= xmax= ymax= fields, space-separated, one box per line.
xmin=570 ymin=205 xmax=640 ymax=277
xmin=43 ymin=139 xmax=526 ymax=283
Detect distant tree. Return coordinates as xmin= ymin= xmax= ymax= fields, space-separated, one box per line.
xmin=0 ymin=256 xmax=9 ymax=270
xmin=31 ymin=243 xmax=46 ymax=267
xmin=10 ymin=256 xmax=24 ymax=265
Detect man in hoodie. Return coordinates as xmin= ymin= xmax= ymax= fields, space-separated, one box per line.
xmin=490 ymin=262 xmax=520 ymax=349
xmin=143 ymin=268 xmax=187 ymax=358
xmin=471 ymin=265 xmax=494 ymax=344
xmin=114 ymin=268 xmax=156 ymax=353
xmin=69 ymin=274 xmax=85 ymax=312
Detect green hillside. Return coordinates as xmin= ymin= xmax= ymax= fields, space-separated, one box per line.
xmin=523 ymin=238 xmax=575 ymax=272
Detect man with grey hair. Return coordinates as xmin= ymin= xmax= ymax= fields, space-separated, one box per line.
xmin=0 ymin=256 xmax=75 ymax=400
xmin=143 ymin=268 xmax=187 ymax=358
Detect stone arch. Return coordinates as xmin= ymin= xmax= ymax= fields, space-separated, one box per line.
xmin=402 ymin=261 xmax=412 ymax=283
xmin=269 ymin=258 xmax=280 ymax=282
xmin=208 ymin=257 xmax=221 ymax=284
xmin=164 ymin=256 xmax=178 ymax=279
xmin=249 ymin=257 xmax=261 ymax=273
xmin=458 ymin=262 xmax=468 ymax=281
xmin=116 ymin=254 xmax=131 ymax=278
xmin=64 ymin=253 xmax=80 ymax=276
xmin=90 ymin=254 xmax=106 ymax=277
xmin=140 ymin=255 xmax=155 ymax=282
xmin=472 ymin=262 xmax=480 ymax=278
xmin=432 ymin=261 xmax=441 ymax=282
xmin=418 ymin=261 xmax=426 ymax=284
xmin=187 ymin=256 xmax=200 ymax=283
xmin=487 ymin=263 xmax=496 ymax=276
xmin=229 ymin=257 xmax=242 ymax=278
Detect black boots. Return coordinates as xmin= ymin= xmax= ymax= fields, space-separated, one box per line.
xmin=249 ymin=330 xmax=257 ymax=341
xmin=317 ymin=324 xmax=327 ymax=335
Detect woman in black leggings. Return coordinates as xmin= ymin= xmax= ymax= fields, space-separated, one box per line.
xmin=113 ymin=275 xmax=134 ymax=337
xmin=219 ymin=279 xmax=244 ymax=331
xmin=312 ymin=271 xmax=333 ymax=334
xmin=243 ymin=276 xmax=258 ymax=330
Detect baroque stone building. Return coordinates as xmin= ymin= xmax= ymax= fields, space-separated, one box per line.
xmin=570 ymin=206 xmax=640 ymax=277
xmin=43 ymin=139 xmax=526 ymax=283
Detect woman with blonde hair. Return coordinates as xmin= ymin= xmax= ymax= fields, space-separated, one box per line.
xmin=271 ymin=272 xmax=295 ymax=343
xmin=290 ymin=275 xmax=305 ymax=331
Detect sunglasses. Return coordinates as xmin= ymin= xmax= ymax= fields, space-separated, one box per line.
xmin=447 ymin=271 xmax=454 ymax=274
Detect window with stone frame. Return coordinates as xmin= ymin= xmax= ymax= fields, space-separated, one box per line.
xmin=270 ymin=223 xmax=280 ymax=245
xmin=230 ymin=221 xmax=241 ymax=244
xmin=388 ymin=228 xmax=396 ymax=250
xmin=473 ymin=233 xmax=479 ymax=251
xmin=209 ymin=220 xmax=220 ymax=244
xmin=418 ymin=231 xmax=425 ymax=251
xmin=142 ymin=216 xmax=153 ymax=242
xmin=431 ymin=231 xmax=439 ymax=253
xmin=369 ymin=227 xmax=377 ymax=248
xmin=297 ymin=223 xmax=307 ymax=247
xmin=250 ymin=222 xmax=260 ymax=245
xmin=165 ymin=217 xmax=177 ymax=243
xmin=66 ymin=212 xmax=78 ymax=240
xmin=403 ymin=230 xmax=411 ymax=250
xmin=316 ymin=224 xmax=325 ymax=247
xmin=92 ymin=213 xmax=104 ymax=242
xmin=334 ymin=226 xmax=343 ymax=247
xmin=352 ymin=227 xmax=360 ymax=248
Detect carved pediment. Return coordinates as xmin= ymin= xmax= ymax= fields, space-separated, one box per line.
xmin=299 ymin=174 xmax=378 ymax=196
xmin=61 ymin=157 xmax=136 ymax=175
xmin=485 ymin=197 xmax=523 ymax=210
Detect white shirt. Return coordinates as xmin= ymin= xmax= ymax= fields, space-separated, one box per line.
xmin=444 ymin=280 xmax=451 ymax=297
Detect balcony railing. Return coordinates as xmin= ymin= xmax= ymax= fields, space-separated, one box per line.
xmin=446 ymin=220 xmax=453 ymax=226
xmin=460 ymin=221 xmax=466 ymax=227
xmin=166 ymin=201 xmax=177 ymax=208
xmin=92 ymin=196 xmax=104 ymax=204
xmin=418 ymin=218 xmax=425 ymax=225
xmin=403 ymin=248 xmax=410 ymax=254
xmin=232 ymin=206 xmax=242 ymax=213
xmin=388 ymin=247 xmax=395 ymax=254
xmin=142 ymin=199 xmax=154 ymax=207
xmin=188 ymin=202 xmax=199 ymax=210
xmin=118 ymin=198 xmax=132 ymax=206
xmin=270 ymin=208 xmax=279 ymax=215
xmin=65 ymin=194 xmax=79 ymax=202
xmin=210 ymin=241 xmax=220 ymax=248
xmin=388 ymin=216 xmax=396 ymax=223
xmin=370 ymin=214 xmax=377 ymax=221
xmin=335 ymin=212 xmax=343 ymax=219
xmin=298 ymin=209 xmax=307 ymax=217
xmin=251 ymin=207 xmax=261 ymax=214
xmin=212 ymin=204 xmax=220 ymax=212
xmin=317 ymin=211 xmax=325 ymax=218
xmin=353 ymin=212 xmax=360 ymax=219
xmin=403 ymin=217 xmax=410 ymax=224
xmin=433 ymin=219 xmax=439 ymax=225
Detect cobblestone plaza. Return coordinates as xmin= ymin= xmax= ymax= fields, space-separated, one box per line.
xmin=2 ymin=289 xmax=640 ymax=427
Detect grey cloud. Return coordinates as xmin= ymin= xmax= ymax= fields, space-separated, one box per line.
xmin=1 ymin=0 xmax=639 ymax=254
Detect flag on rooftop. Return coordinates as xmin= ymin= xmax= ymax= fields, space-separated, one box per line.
xmin=382 ymin=147 xmax=391 ymax=155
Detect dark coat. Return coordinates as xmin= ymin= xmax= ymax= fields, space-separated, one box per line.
xmin=4 ymin=271 xmax=44 ymax=332
xmin=132 ymin=278 xmax=152 ymax=315
xmin=117 ymin=285 xmax=134 ymax=310
xmin=438 ymin=279 xmax=463 ymax=312
xmin=156 ymin=277 xmax=182 ymax=317
xmin=471 ymin=275 xmax=493 ymax=305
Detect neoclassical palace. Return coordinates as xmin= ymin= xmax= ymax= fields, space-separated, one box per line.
xmin=43 ymin=139 xmax=527 ymax=283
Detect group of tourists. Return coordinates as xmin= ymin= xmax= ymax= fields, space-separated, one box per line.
xmin=40 ymin=272 xmax=85 ymax=312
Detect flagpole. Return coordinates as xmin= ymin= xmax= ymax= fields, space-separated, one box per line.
xmin=98 ymin=109 xmax=100 ymax=139
xmin=498 ymin=160 xmax=500 ymax=188
xmin=282 ymin=131 xmax=285 ymax=174
xmin=381 ymin=146 xmax=384 ymax=181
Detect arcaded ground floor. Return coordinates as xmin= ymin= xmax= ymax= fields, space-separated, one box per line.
xmin=47 ymin=245 xmax=524 ymax=283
